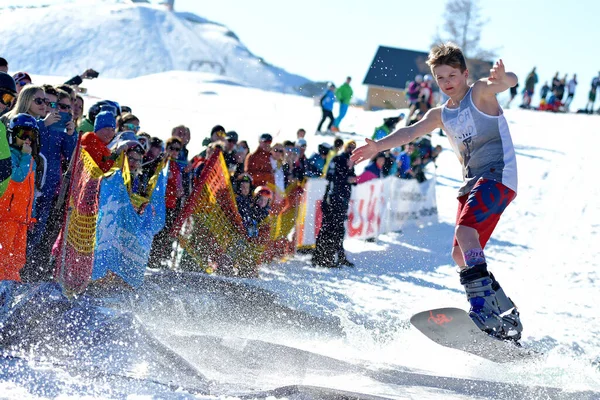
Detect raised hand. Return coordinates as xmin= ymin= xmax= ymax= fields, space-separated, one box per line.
xmin=489 ymin=59 xmax=506 ymax=83
xmin=350 ymin=138 xmax=378 ymax=165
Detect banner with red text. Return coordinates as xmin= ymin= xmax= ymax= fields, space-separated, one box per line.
xmin=296 ymin=176 xmax=438 ymax=246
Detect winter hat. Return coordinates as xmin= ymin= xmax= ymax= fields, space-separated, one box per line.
xmin=94 ymin=111 xmax=116 ymax=132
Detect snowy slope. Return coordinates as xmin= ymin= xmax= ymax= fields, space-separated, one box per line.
xmin=1 ymin=72 xmax=600 ymax=399
xmin=0 ymin=1 xmax=310 ymax=93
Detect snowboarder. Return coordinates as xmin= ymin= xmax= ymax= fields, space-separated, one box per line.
xmin=351 ymin=43 xmax=523 ymax=341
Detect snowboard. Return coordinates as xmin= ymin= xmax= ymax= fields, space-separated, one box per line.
xmin=410 ymin=307 xmax=538 ymax=363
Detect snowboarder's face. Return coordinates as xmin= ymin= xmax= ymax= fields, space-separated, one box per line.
xmin=433 ymin=65 xmax=468 ymax=97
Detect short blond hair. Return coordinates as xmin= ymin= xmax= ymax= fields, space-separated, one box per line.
xmin=426 ymin=42 xmax=467 ymax=73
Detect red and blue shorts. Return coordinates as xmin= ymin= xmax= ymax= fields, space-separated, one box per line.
xmin=453 ymin=178 xmax=516 ymax=248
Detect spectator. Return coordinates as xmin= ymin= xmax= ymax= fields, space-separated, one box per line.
xmin=521 ymin=67 xmax=538 ymax=108
xmin=372 ymin=115 xmax=404 ymax=141
xmin=406 ymin=75 xmax=423 ymax=123
xmin=0 ymin=114 xmax=38 ymax=281
xmin=140 ymin=137 xmax=164 ymax=195
xmin=313 ymin=140 xmax=357 ymax=268
xmin=539 ymin=81 xmax=550 ymax=103
xmin=117 ymin=113 xmax=140 ymax=134
xmin=12 ymin=72 xmax=32 ymax=95
xmin=356 ymin=152 xmax=385 ymax=184
xmin=296 ymin=128 xmax=306 ymax=139
xmin=397 ymin=142 xmax=417 ymax=180
xmin=295 ymin=138 xmax=308 ymax=182
xmin=251 ymin=185 xmax=272 ymax=226
xmin=223 ymin=131 xmax=239 ymax=174
xmin=323 ymin=137 xmax=344 ymax=175
xmin=137 ymin=132 xmax=151 ymax=154
xmin=172 ymin=125 xmax=192 ymax=196
xmin=245 ymin=133 xmax=273 ymax=187
xmin=506 ymin=81 xmax=519 ymax=108
xmin=305 ymin=142 xmax=330 ymax=178
xmin=317 ymin=84 xmax=336 ymax=133
xmin=270 ymin=142 xmax=286 ymax=194
xmin=81 ymin=111 xmax=118 ymax=172
xmin=73 ymin=95 xmax=84 ymax=129
xmin=147 ymin=137 xmax=184 ymax=269
xmin=233 ymin=139 xmax=249 ymax=178
xmin=0 ymin=57 xmax=8 ymax=73
xmin=202 ymin=124 xmax=226 ymax=147
xmin=332 ymin=77 xmax=353 ymax=131
xmin=126 ymin=144 xmax=145 ymax=195
xmin=565 ymin=74 xmax=577 ymax=111
xmin=234 ymin=174 xmax=256 ymax=237
xmin=0 ymin=72 xmax=16 ymax=198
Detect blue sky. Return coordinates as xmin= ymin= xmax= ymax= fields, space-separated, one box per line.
xmin=12 ymin=0 xmax=600 ymax=110
xmin=175 ymin=0 xmax=599 ymax=110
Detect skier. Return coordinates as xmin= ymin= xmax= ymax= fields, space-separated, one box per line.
xmin=331 ymin=77 xmax=353 ymax=132
xmin=317 ymin=84 xmax=336 ymax=133
xmin=351 ymin=43 xmax=523 ymax=341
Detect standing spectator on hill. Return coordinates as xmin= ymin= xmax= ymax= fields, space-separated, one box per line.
xmin=551 ymin=72 xmax=560 ymax=93
xmin=245 ymin=133 xmax=274 ymax=187
xmin=539 ymin=81 xmax=550 ymax=103
xmin=406 ymin=75 xmax=423 ymax=122
xmin=332 ymin=77 xmax=353 ymax=132
xmin=317 ymin=84 xmax=336 ymax=133
xmin=0 ymin=114 xmax=38 ymax=281
xmin=584 ymin=73 xmax=600 ymax=113
xmin=0 ymin=58 xmax=8 ymax=73
xmin=521 ymin=67 xmax=538 ymax=108
xmin=555 ymin=74 xmax=566 ymax=103
xmin=313 ymin=141 xmax=357 ymax=268
xmin=12 ymin=72 xmax=31 ymax=95
xmin=565 ymin=74 xmax=577 ymax=111
xmin=506 ymin=82 xmax=519 ymax=108
xmin=296 ymin=128 xmax=306 ymax=140
xmin=0 ymin=72 xmax=16 ymax=199
xmin=148 ymin=137 xmax=184 ymax=269
xmin=323 ymin=137 xmax=344 ymax=176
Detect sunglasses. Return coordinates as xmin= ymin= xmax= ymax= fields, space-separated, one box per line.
xmin=14 ymin=127 xmax=37 ymax=141
xmin=273 ymin=148 xmax=284 ymax=153
xmin=168 ymin=146 xmax=181 ymax=151
xmin=124 ymin=123 xmax=140 ymax=132
xmin=17 ymin=80 xmax=30 ymax=87
xmin=48 ymin=101 xmax=58 ymax=109
xmin=58 ymin=103 xmax=72 ymax=111
xmin=0 ymin=92 xmax=15 ymax=107
xmin=33 ymin=97 xmax=48 ymax=106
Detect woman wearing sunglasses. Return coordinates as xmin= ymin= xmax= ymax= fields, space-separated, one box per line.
xmin=25 ymin=87 xmax=78 ymax=276
xmin=1 ymin=85 xmax=47 ymax=126
xmin=117 ymin=113 xmax=141 ymax=135
xmin=0 ymin=114 xmax=39 ymax=281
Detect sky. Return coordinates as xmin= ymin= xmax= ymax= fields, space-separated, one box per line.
xmin=7 ymin=0 xmax=600 ymax=110
xmin=172 ymin=0 xmax=600 ymax=110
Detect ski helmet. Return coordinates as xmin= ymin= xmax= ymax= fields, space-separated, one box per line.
xmin=0 ymin=72 xmax=17 ymax=95
xmin=9 ymin=113 xmax=39 ymax=133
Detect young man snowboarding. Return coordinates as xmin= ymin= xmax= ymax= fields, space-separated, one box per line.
xmin=351 ymin=43 xmax=523 ymax=341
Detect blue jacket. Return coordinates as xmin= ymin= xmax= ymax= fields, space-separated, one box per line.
xmin=396 ymin=152 xmax=413 ymax=179
xmin=37 ymin=120 xmax=78 ymax=196
xmin=306 ymin=153 xmax=326 ymax=177
xmin=320 ymin=90 xmax=336 ymax=111
xmin=10 ymin=147 xmax=35 ymax=183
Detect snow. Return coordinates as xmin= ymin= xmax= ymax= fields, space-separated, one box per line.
xmin=1 ymin=69 xmax=598 ymax=399
xmin=0 ymin=1 xmax=310 ymax=94
xmin=1 ymin=2 xmax=600 ymax=398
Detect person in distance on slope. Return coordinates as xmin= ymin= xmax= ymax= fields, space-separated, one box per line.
xmin=351 ymin=42 xmax=523 ymax=342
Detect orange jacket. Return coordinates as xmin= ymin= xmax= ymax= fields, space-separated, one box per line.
xmin=0 ymin=151 xmax=35 ymax=225
xmin=244 ymin=148 xmax=273 ymax=187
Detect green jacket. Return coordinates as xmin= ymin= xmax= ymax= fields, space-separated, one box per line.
xmin=335 ymin=83 xmax=353 ymax=105
xmin=78 ymin=117 xmax=94 ymax=134
xmin=0 ymin=121 xmax=11 ymax=197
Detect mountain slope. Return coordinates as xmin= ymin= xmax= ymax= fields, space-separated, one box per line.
xmin=0 ymin=1 xmax=310 ymax=93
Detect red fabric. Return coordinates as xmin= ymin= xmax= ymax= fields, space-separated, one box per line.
xmin=453 ymin=179 xmax=516 ymax=248
xmin=81 ymin=132 xmax=114 ymax=172
xmin=166 ymin=160 xmax=183 ymax=209
xmin=244 ymin=148 xmax=273 ymax=187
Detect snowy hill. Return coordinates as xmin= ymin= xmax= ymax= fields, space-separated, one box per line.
xmin=0 ymin=1 xmax=310 ymax=93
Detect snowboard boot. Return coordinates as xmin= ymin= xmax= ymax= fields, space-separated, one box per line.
xmin=459 ymin=263 xmax=504 ymax=337
xmin=490 ymin=273 xmax=523 ymax=342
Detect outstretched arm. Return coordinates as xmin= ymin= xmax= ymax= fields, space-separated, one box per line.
xmin=350 ymin=108 xmax=442 ymax=164
xmin=480 ymin=59 xmax=518 ymax=95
